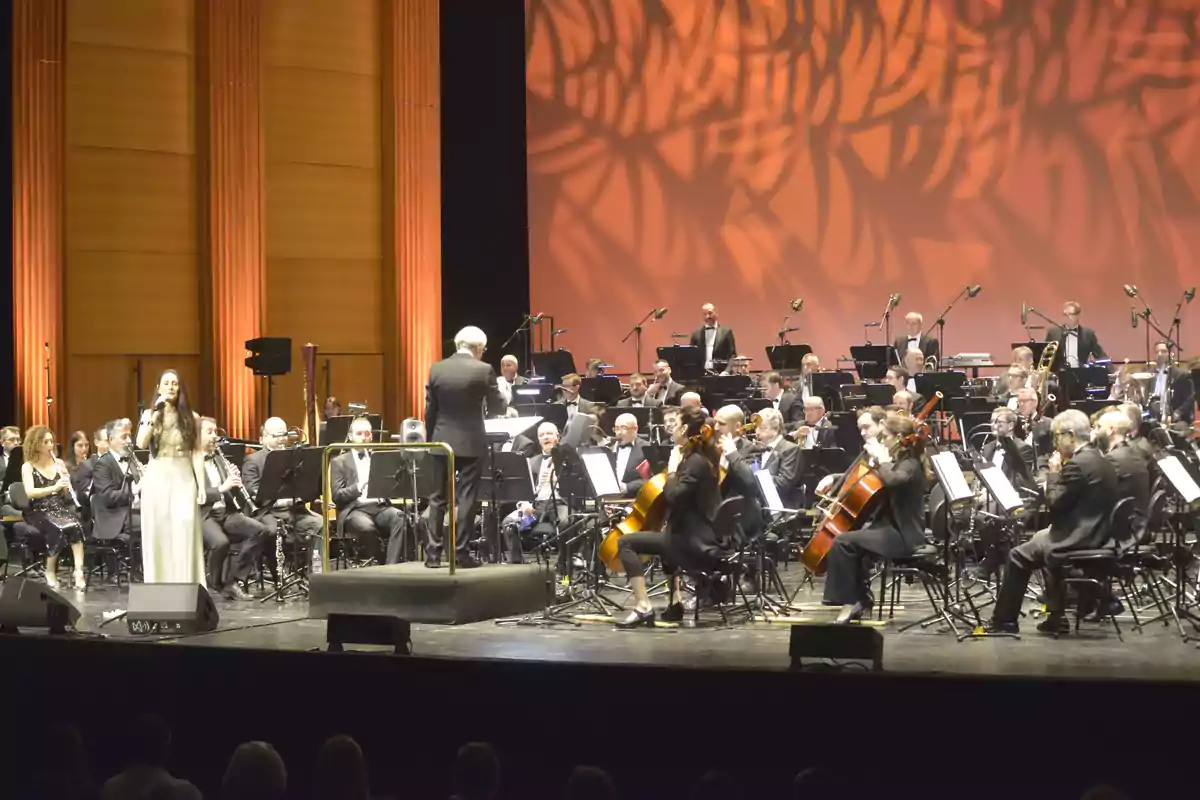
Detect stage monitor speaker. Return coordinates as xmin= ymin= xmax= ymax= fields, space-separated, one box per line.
xmin=127 ymin=583 xmax=219 ymax=635
xmin=0 ymin=577 xmax=81 ymax=634
xmin=789 ymin=623 xmax=884 ymax=671
xmin=244 ymin=336 xmax=292 ymax=376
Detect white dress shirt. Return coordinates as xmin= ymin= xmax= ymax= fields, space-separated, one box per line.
xmin=354 ymin=450 xmax=372 ymax=501
xmin=760 ymin=435 xmax=783 ymax=468
xmin=1154 ymin=368 xmax=1169 ymax=401
xmin=1064 ymin=329 xmax=1080 ymax=367
xmin=534 ymin=456 xmax=555 ymax=502
xmin=111 ymin=450 xmax=141 ymax=509
xmin=704 ymin=326 xmax=717 ymax=369
xmin=497 ymin=376 xmax=513 ymax=405
xmin=614 ymin=443 xmax=632 ymax=490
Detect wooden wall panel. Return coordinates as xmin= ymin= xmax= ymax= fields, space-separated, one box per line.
xmin=264 ymin=0 xmax=382 ymax=424
xmin=269 ymin=354 xmax=383 ymax=431
xmin=63 ymin=0 xmax=196 ymax=437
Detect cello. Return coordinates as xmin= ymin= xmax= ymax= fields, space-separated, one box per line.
xmin=800 ymin=393 xmax=941 ymax=575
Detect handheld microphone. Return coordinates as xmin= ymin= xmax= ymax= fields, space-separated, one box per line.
xmin=1123 ymin=284 xmax=1139 ymax=299
xmin=654 ymin=307 xmax=669 ymax=320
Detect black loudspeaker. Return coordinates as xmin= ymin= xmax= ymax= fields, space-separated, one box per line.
xmin=244 ymin=337 xmax=292 ymax=376
xmin=0 ymin=578 xmax=82 ymax=634
xmin=789 ymin=624 xmax=884 ymax=671
xmin=127 ymin=583 xmax=219 ymax=635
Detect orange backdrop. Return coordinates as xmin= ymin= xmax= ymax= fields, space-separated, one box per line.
xmin=526 ymin=1 xmax=1200 ymax=374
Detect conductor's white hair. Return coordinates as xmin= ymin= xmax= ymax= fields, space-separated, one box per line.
xmin=454 ymin=326 xmax=487 ymax=350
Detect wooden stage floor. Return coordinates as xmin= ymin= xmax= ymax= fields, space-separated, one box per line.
xmin=42 ymin=565 xmax=1200 ymax=681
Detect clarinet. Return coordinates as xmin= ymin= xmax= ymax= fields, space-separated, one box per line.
xmin=214 ymin=441 xmax=257 ymax=515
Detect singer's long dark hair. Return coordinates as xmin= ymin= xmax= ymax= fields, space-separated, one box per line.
xmin=153 ymin=369 xmax=197 ymax=453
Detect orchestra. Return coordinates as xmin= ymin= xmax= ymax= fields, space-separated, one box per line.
xmin=3 ymin=289 xmax=1199 ymax=644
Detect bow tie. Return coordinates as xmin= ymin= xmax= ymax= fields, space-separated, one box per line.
xmin=118 ymin=456 xmax=130 ymax=463
xmin=705 ymin=326 xmax=715 ymax=330
xmin=1064 ymin=327 xmax=1079 ymax=335
xmin=357 ymin=451 xmax=368 ymax=460
xmin=204 ymin=454 xmax=215 ymax=462
xmin=617 ymin=443 xmax=632 ymax=450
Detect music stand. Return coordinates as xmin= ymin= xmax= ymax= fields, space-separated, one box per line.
xmin=255 ymin=446 xmax=324 ymax=602
xmin=656 ymin=345 xmax=704 ymax=381
xmin=1154 ymin=454 xmax=1200 ymax=641
xmin=915 ymin=371 xmax=967 ymax=401
xmin=323 ymin=415 xmax=382 ymax=446
xmin=366 ymin=450 xmax=440 ymax=563
xmin=850 ymin=345 xmax=894 ymax=381
xmin=511 ymin=382 xmax=556 ymax=409
xmin=531 ymin=350 xmax=576 ymax=384
xmin=811 ymin=371 xmax=854 ymax=406
xmin=599 ymin=405 xmax=651 ymax=436
xmin=581 ymin=376 xmax=622 ymax=406
xmin=562 ymin=412 xmax=597 ymax=449
xmin=765 ymin=344 xmax=812 ymax=371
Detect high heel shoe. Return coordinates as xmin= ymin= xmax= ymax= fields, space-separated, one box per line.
xmin=73 ymin=569 xmax=87 ymax=591
xmin=615 ymin=607 xmax=655 ymax=629
xmin=45 ymin=573 xmax=60 ymax=590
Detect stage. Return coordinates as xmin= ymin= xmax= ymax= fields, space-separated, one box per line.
xmin=35 ymin=567 xmax=1199 ymax=681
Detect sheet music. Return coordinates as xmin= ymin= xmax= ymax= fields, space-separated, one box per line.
xmin=755 ymin=469 xmax=793 ymax=515
xmin=582 ymin=451 xmax=622 ymax=497
xmin=484 ymin=415 xmax=543 ymax=438
xmin=1157 ymin=455 xmax=1200 ymax=503
xmin=931 ymin=451 xmax=974 ymax=504
xmin=977 ymin=465 xmax=1024 ymax=512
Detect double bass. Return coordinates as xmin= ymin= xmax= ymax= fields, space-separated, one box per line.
xmin=800 ymin=393 xmax=941 ymax=574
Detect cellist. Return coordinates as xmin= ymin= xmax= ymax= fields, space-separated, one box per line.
xmin=822 ymin=411 xmax=930 ymax=623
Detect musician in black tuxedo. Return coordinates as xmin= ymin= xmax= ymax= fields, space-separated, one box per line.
xmin=89 ymin=418 xmax=141 ymax=543
xmin=980 ymin=408 xmax=1036 ymax=493
xmin=1148 ymin=342 xmax=1195 ymax=424
xmin=242 ymin=417 xmax=325 ymax=566
xmin=1095 ymin=410 xmax=1151 ymax=545
xmin=750 ymin=408 xmax=802 ymax=509
xmin=615 ymin=372 xmax=662 ymax=408
xmin=715 ymin=405 xmax=764 ymax=547
xmin=1016 ymin=388 xmax=1054 ymax=470
xmin=646 ymin=360 xmax=685 ymax=406
xmin=689 ymin=303 xmax=737 ymax=371
xmin=986 ymin=410 xmax=1118 ymax=634
xmin=608 ymin=413 xmax=648 ymax=498
xmin=424 ymin=325 xmax=508 ymax=568
xmin=330 ymin=417 xmax=407 ymax=565
xmin=554 ymin=373 xmax=603 ymax=419
xmin=497 ymin=354 xmax=528 ymax=412
xmin=197 ymin=418 xmax=267 ymax=600
xmin=892 ymin=312 xmax=939 ymax=364
xmin=1118 ymin=402 xmax=1156 ymax=463
xmin=792 ymin=396 xmax=838 ymax=450
xmin=824 ymin=412 xmax=929 ymax=623
xmin=761 ymin=371 xmax=803 ymax=426
xmin=1045 ymin=300 xmax=1106 ymax=367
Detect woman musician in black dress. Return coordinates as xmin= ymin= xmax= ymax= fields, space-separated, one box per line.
xmin=21 ymin=425 xmax=87 ymax=590
xmin=615 ymin=405 xmax=722 ymax=628
xmin=821 ymin=411 xmax=929 ymax=623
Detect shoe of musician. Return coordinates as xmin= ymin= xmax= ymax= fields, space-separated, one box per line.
xmin=424 ymin=554 xmax=441 ymax=569
xmin=660 ymin=602 xmax=685 ymax=623
xmin=615 ymin=607 xmax=655 ymax=628
xmin=1036 ymin=614 xmax=1070 ymax=635
xmin=73 ymin=569 xmax=87 ymax=591
xmin=980 ymin=620 xmax=1019 ymax=635
xmin=223 ymin=583 xmax=252 ymax=601
xmin=456 ymin=556 xmax=481 ymax=569
xmin=835 ymin=601 xmax=868 ymax=624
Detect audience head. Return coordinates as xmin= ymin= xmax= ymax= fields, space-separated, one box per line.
xmin=791 ymin=767 xmax=836 ymax=800
xmin=565 ymin=765 xmax=617 ymax=800
xmin=315 ymin=734 xmax=369 ymax=800
xmin=127 ymin=712 xmax=172 ymax=768
xmin=454 ymin=326 xmax=488 ymax=360
xmin=222 ymin=741 xmax=287 ymax=800
xmin=453 ymin=741 xmax=500 ymax=800
xmin=690 ymin=770 xmax=743 ymax=800
xmin=1079 ymin=784 xmax=1130 ymax=800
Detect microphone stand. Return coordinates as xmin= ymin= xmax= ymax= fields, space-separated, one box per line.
xmin=879 ymin=296 xmax=898 ymax=365
xmin=500 ymin=315 xmax=540 ymax=378
xmin=43 ymin=343 xmax=52 ymax=423
xmin=1131 ymin=296 xmax=1176 ymax=362
xmin=1169 ymin=289 xmax=1193 ymax=359
xmin=777 ymin=309 xmax=801 ymax=345
xmin=621 ymin=309 xmax=659 ymax=375
xmin=924 ymin=287 xmax=976 ymax=371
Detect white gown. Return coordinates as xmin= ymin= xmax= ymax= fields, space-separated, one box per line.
xmin=140 ymin=407 xmax=205 ymax=585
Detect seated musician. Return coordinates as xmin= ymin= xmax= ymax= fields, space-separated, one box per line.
xmin=1118 ymin=402 xmax=1155 ymax=463
xmin=903 ymin=348 xmax=926 ymax=386
xmin=968 ymin=408 xmax=1037 ymax=581
xmin=615 ymin=406 xmax=722 ymax=627
xmin=1149 ymin=341 xmax=1195 ymax=424
xmin=751 ymin=408 xmax=802 ymax=509
xmin=609 ymin=413 xmax=648 ymax=498
xmin=679 ymin=392 xmax=706 ymax=415
xmin=983 ymin=410 xmax=1118 ymax=635
xmin=647 ymin=360 xmax=685 ymax=406
xmin=886 ymin=367 xmax=925 ymax=410
xmin=330 ymin=417 xmax=407 ymax=566
xmin=616 ymin=372 xmax=661 ymax=408
xmin=723 ymin=356 xmax=752 ymax=376
xmin=198 ymin=417 xmax=268 ymax=600
xmin=241 ymin=417 xmax=324 ymax=565
xmin=584 ymin=358 xmax=606 ymax=379
xmin=884 ymin=366 xmax=908 ymax=396
xmin=892 ymin=390 xmax=917 ymax=414
xmin=555 ymin=373 xmax=602 ymax=420
xmin=90 ymin=418 xmax=142 ymax=545
xmin=497 ymin=354 xmax=526 ymax=417
xmin=823 ymin=411 xmax=930 ymax=623
xmin=689 ymin=302 xmax=737 ymax=372
xmin=798 ymin=353 xmax=820 ymax=400
xmin=1015 ymin=388 xmax=1054 ymax=467
xmin=815 ymin=407 xmax=886 ymax=497
xmin=990 ymin=365 xmax=1028 ymax=409
xmin=1095 ymin=410 xmax=1150 ymax=545
xmin=761 ymin=371 xmax=802 ymax=426
xmin=503 ymin=422 xmax=568 ymax=563
xmin=714 ymin=405 xmax=764 ymax=547
xmin=793 ymin=396 xmax=836 ymax=450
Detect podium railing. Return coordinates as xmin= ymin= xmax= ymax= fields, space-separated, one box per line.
xmin=319 ymin=442 xmax=458 ymax=575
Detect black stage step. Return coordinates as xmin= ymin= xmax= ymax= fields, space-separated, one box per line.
xmin=309 ymin=563 xmax=552 ymax=624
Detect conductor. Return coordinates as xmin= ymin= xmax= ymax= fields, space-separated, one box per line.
xmin=424 ymin=325 xmax=507 ymax=569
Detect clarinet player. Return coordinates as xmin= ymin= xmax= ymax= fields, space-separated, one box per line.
xmin=198 ymin=418 xmax=268 ymax=600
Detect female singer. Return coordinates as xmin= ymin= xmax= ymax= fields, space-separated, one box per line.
xmin=21 ymin=426 xmax=87 ymax=589
xmin=821 ymin=411 xmax=929 ymax=623
xmin=615 ymin=405 xmax=722 ymax=628
xmin=136 ymin=369 xmax=205 ymax=585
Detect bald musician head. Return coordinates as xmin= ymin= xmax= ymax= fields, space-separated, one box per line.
xmin=500 ymin=355 xmax=519 ymax=382
xmin=613 ymin=413 xmax=639 ymax=446
xmin=537 ymin=421 xmax=559 ymax=454
xmin=260 ymin=417 xmax=288 ymax=451
xmin=680 ymin=392 xmax=703 ymax=411
xmin=904 ymin=312 xmax=923 ymax=337
xmin=1011 ymin=346 xmax=1034 ymax=374
xmin=701 ymin=303 xmax=718 ymax=327
xmin=714 ymin=405 xmax=744 ymax=441
xmin=801 ymin=353 xmax=820 ymax=375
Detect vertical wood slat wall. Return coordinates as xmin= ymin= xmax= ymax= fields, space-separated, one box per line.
xmin=383 ymin=0 xmax=441 ymax=423
xmin=198 ymin=0 xmax=264 ymax=438
xmin=12 ymin=0 xmax=442 ymax=437
xmin=12 ymin=0 xmax=66 ymax=434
